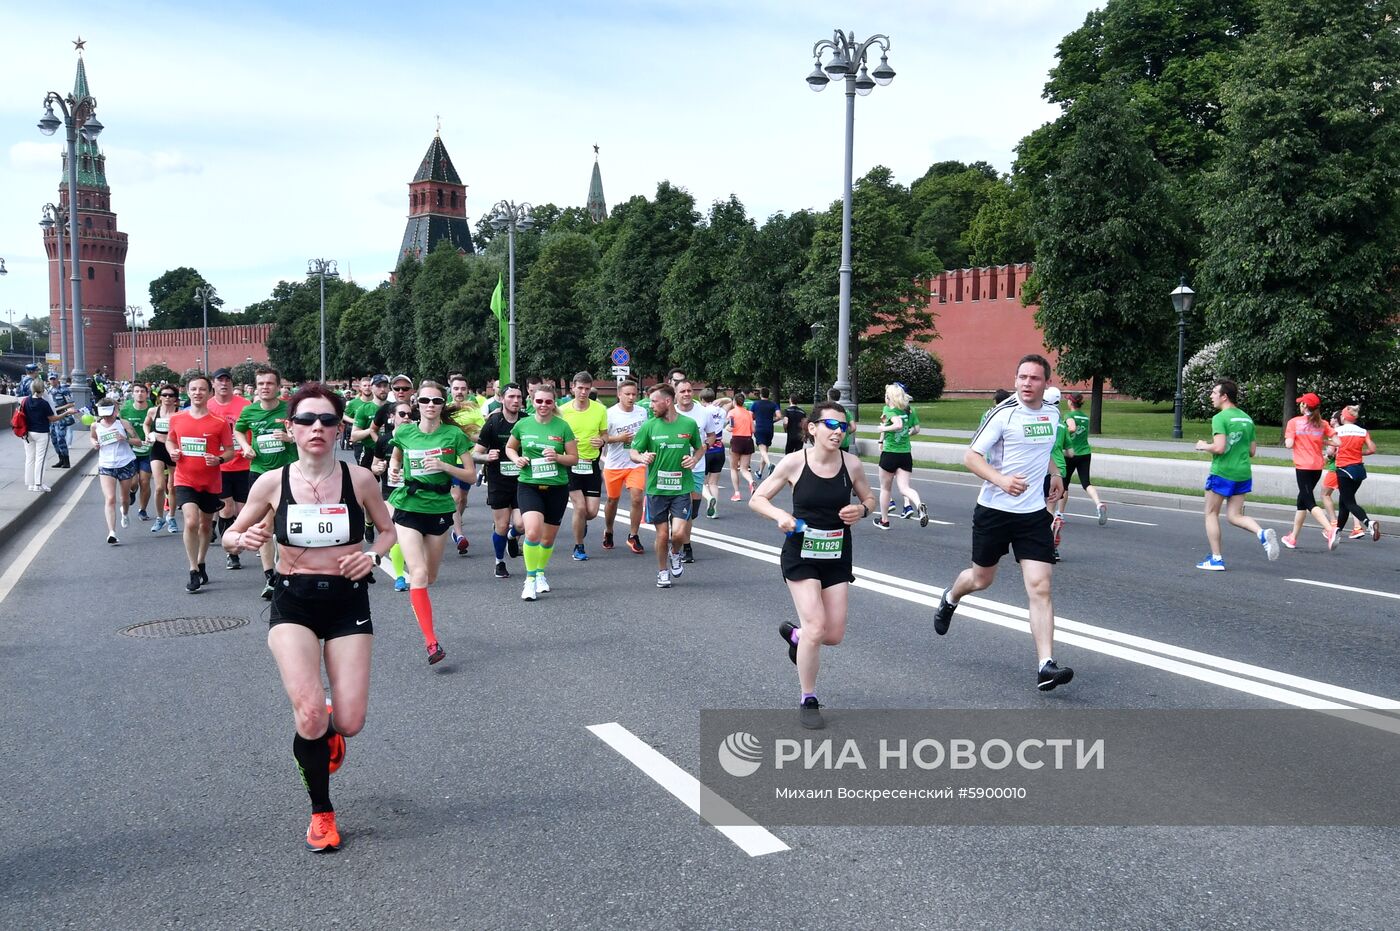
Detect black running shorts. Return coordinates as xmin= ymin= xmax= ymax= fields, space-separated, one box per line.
xmin=175 ymin=486 xmax=223 ymax=514
xmin=220 ymin=470 xmax=251 ymax=503
xmin=487 ymin=475 xmax=519 ymax=511
xmin=269 ymin=573 xmax=373 ymax=639
xmin=971 ymin=504 xmax=1055 ymax=567
xmin=567 ymin=460 xmax=603 ymax=497
xmin=393 ymin=508 xmax=453 ymax=536
xmin=517 ymin=483 xmax=570 ymax=526
xmin=879 ymin=451 xmax=913 ymax=474
xmin=1065 ymin=454 xmax=1093 ymax=490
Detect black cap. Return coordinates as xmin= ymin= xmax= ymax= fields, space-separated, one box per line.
xmin=211 ymin=368 xmax=232 ymax=379
xmin=371 ymin=374 xmax=390 ymax=385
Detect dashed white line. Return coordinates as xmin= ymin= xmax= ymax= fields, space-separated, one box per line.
xmin=1287 ymin=578 xmax=1400 ymax=602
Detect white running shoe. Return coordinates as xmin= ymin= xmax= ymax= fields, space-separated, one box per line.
xmin=120 ymin=509 xmax=130 ymax=529
xmin=1097 ymin=503 xmax=1108 ymax=526
xmin=669 ymin=551 xmax=683 ymax=577
xmin=521 ymin=577 xmax=538 ymax=601
xmin=535 ymin=573 xmax=551 ymax=593
xmin=1261 ymin=528 xmax=1280 ymax=561
xmin=656 ymin=570 xmax=672 ymax=588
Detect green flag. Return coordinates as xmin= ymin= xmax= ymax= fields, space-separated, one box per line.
xmin=491 ymin=274 xmax=509 ymax=385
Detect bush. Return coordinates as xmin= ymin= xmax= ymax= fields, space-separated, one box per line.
xmin=135 ymin=363 xmax=180 ymax=387
xmin=856 ymin=345 xmax=945 ymax=404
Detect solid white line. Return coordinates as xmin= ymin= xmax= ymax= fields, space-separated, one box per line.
xmin=1060 ymin=512 xmax=1157 ymax=527
xmin=0 ymin=472 xmax=96 ymax=606
xmin=1287 ymin=578 xmax=1400 ymax=602
xmin=587 ymin=722 xmax=789 ymax=858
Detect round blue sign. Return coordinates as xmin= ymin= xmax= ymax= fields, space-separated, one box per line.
xmin=610 ymin=347 xmax=631 ymax=366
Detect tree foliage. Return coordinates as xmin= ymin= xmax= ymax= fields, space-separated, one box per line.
xmin=519 ymin=232 xmax=599 ymax=381
xmin=147 ymin=267 xmax=228 ymax=330
xmin=136 ymin=362 xmax=179 ymax=386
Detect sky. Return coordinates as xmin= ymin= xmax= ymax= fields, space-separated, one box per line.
xmin=0 ymin=0 xmax=1101 ymax=323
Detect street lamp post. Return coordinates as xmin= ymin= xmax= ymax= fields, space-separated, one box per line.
xmin=40 ymin=205 xmax=69 ymax=376
xmin=489 ymin=202 xmax=534 ymax=383
xmin=1170 ymin=277 xmax=1196 ymax=440
xmin=194 ymin=284 xmax=215 ymax=374
xmin=810 ymin=322 xmax=826 ymax=404
xmin=806 ymin=29 xmax=895 ymax=408
xmin=6 ymin=309 xmax=13 ymax=351
xmin=307 ymin=259 xmax=338 ymax=383
xmin=38 ymin=79 xmax=103 ymax=413
xmin=126 ymin=304 xmax=142 ymax=383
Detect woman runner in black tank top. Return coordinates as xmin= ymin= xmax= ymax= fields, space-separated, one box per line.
xmin=750 ymin=402 xmax=877 ymax=730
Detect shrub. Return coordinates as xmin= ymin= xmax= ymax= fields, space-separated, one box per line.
xmin=856 ymin=345 xmax=945 ymax=404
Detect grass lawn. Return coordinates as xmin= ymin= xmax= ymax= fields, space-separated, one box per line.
xmin=898 ymin=398 xmax=1399 ymax=449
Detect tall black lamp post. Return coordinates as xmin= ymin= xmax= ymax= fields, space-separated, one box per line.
xmin=1170 ymin=277 xmax=1196 ymax=439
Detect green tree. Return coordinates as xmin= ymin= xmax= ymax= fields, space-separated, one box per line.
xmin=1029 ymin=84 xmax=1192 ymax=429
xmin=262 ymin=277 xmax=363 ymax=381
xmin=1198 ymin=0 xmax=1400 ymax=423
xmin=378 ymin=255 xmax=421 ymax=376
xmin=659 ymin=196 xmax=754 ymax=384
xmin=229 ymin=361 xmax=260 ymax=386
xmin=136 ymin=362 xmax=179 ymax=386
xmin=909 ymin=161 xmax=1000 ymax=270
xmin=966 ymin=180 xmax=1035 ymax=266
xmin=727 ymin=210 xmax=818 ymax=392
xmin=412 ymin=244 xmax=500 ymax=383
xmin=518 ymin=231 xmax=600 ymax=380
xmin=147 ymin=267 xmax=227 ymax=330
xmin=335 ymin=286 xmax=390 ymax=377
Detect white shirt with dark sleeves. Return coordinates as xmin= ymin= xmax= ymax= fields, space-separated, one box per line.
xmin=968 ymin=398 xmax=1060 ymax=514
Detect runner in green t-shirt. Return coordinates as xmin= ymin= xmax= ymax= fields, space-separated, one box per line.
xmin=506 ymin=385 xmax=580 ymax=601
xmin=872 ymin=384 xmax=928 ymax=529
xmin=1192 ymin=378 xmax=1277 ymax=570
xmin=387 ymin=380 xmax=476 ymax=665
xmin=120 ymin=384 xmax=155 ymax=520
xmin=558 ymin=372 xmax=610 ymax=561
xmin=1043 ymin=387 xmax=1069 ymax=561
xmin=630 ymin=384 xmax=704 ymax=588
xmin=446 ymin=374 xmax=487 ymax=555
xmin=1062 ymin=391 xmax=1107 ymax=525
xmin=230 ymin=367 xmax=299 ymax=597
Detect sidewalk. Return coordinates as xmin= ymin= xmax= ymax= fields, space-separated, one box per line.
xmin=0 ymin=395 xmax=96 ymax=543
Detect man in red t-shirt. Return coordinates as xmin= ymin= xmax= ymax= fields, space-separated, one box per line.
xmin=169 ymin=374 xmax=236 ymax=593
xmin=208 ymin=368 xmax=252 ymax=570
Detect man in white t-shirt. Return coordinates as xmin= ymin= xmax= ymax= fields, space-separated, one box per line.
xmin=602 ymin=380 xmax=649 ymax=554
xmin=673 ymin=380 xmax=714 ymax=562
xmin=931 ymin=354 xmax=1074 ymax=691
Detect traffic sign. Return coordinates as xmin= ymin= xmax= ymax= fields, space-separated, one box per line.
xmin=610 ymin=347 xmax=630 ymax=366
xmin=611 ymin=365 xmax=631 ymax=378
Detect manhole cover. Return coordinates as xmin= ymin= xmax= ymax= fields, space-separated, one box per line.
xmin=120 ymin=616 xmax=250 ymax=638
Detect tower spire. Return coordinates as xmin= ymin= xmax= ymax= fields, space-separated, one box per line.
xmin=587 ymin=145 xmax=607 ymax=223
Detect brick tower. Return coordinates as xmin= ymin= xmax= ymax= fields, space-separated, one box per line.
xmin=43 ymin=47 xmax=127 ymax=379
xmin=398 ymin=131 xmax=474 ymax=263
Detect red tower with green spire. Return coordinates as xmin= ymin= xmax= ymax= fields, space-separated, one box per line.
xmin=398 ymin=131 xmax=474 ymax=263
xmin=42 ymin=43 xmax=127 ymax=378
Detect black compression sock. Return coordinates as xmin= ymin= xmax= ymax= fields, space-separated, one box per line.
xmin=293 ymin=726 xmax=333 ymax=814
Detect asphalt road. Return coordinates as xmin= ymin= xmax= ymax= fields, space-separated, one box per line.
xmin=2 ymin=456 xmax=1398 ymax=930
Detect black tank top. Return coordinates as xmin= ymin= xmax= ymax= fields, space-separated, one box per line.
xmin=274 ymin=461 xmax=366 ymax=547
xmin=792 ymin=451 xmax=853 ymax=531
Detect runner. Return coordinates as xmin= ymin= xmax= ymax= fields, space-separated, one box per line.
xmin=343 ymin=376 xmax=373 ymax=451
xmin=209 ymin=368 xmax=252 ymax=570
xmin=371 ymin=398 xmax=413 ymax=588
xmin=167 ymin=374 xmax=236 ymax=593
xmin=749 ymin=387 xmax=782 ymax=479
xmin=699 ymin=387 xmax=728 ymax=518
xmin=1192 ymin=378 xmax=1280 ymax=570
xmin=119 ymin=383 xmax=154 ymax=520
xmin=1329 ymin=404 xmax=1382 ymax=549
xmin=751 ymin=401 xmax=876 ymax=729
xmin=930 ymin=355 xmax=1076 ymax=691
xmin=144 ymin=385 xmax=184 ymax=535
xmin=472 ymin=382 xmax=527 ymax=579
xmin=629 ymin=384 xmax=704 ymax=588
xmin=1281 ymin=392 xmax=1336 ymax=550
xmin=221 ymin=383 xmax=396 ymax=853
xmin=727 ymin=390 xmax=756 ymax=501
xmin=446 ymin=374 xmax=486 ymax=556
xmin=782 ymin=395 xmax=807 ymax=455
xmin=558 ymin=371 xmax=609 ymax=562
xmin=1062 ymin=392 xmax=1107 ymax=524
xmin=871 ymin=382 xmax=929 ymax=530
xmin=674 ymin=380 xmax=713 ymax=563
xmin=506 ymin=383 xmax=579 ymax=601
xmin=602 ymin=380 xmax=648 ymax=554
xmin=1043 ymin=388 xmax=1069 ymax=562
xmin=233 ymin=366 xmax=298 ymax=599
xmin=91 ymin=396 xmax=137 ymax=545
xmin=387 ymin=380 xmax=475 ymax=664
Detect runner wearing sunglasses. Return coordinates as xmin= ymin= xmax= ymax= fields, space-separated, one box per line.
xmin=233 ymin=366 xmax=297 ymax=598
xmin=387 ymin=380 xmax=476 ymax=664
xmin=751 ymin=402 xmax=876 ymax=730
xmin=473 ymin=383 xmax=527 ymax=579
xmin=506 ymin=384 xmax=580 ymax=601
xmin=144 ymin=386 xmax=185 ymax=534
xmin=221 ymin=383 xmax=396 ymax=853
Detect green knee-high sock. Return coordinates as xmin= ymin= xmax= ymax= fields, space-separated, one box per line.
xmin=540 ymin=543 xmax=554 ymax=570
xmin=524 ymin=539 xmax=541 ymax=575
xmin=390 ymin=543 xmax=406 ymax=579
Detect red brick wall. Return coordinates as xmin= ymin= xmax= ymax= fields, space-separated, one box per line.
xmin=113 ymin=323 xmax=272 ymax=379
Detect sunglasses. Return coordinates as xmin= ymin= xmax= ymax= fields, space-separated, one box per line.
xmin=159 ymin=393 xmax=178 ymax=398
xmin=418 ymin=396 xmax=446 ymax=406
xmin=395 ymin=410 xmax=412 ymax=417
xmin=533 ymin=398 xmax=555 ymax=405
xmin=816 ymin=418 xmax=851 ymax=433
xmin=290 ymin=412 xmax=340 ymax=427
xmin=393 ymin=385 xmax=412 ymax=391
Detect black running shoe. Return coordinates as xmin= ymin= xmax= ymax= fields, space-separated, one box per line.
xmin=226 ymin=553 xmax=241 ymax=570
xmin=627 ymin=534 xmax=644 ymax=554
xmin=602 ymin=532 xmax=615 ymax=550
xmin=799 ymin=696 xmax=825 ymax=730
xmin=1037 ymin=660 xmax=1074 ymax=691
xmin=427 ymin=642 xmax=446 ymax=665
xmin=186 ymin=570 xmax=202 ymax=594
xmin=507 ymin=533 xmax=520 ymax=559
xmin=682 ymin=543 xmax=694 ymax=564
xmin=934 ymin=592 xmax=956 ymax=636
xmin=779 ymin=621 xmax=799 ymax=665
xmin=494 ymin=561 xmax=510 ymax=579
xmin=198 ymin=563 xmax=209 ymax=585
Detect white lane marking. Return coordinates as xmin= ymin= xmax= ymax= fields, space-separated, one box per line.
xmin=0 ymin=473 xmax=96 ymax=606
xmin=1287 ymin=578 xmax=1400 ymax=602
xmin=615 ymin=509 xmax=1400 ymax=713
xmin=587 ymin=722 xmax=789 ymax=858
xmin=1060 ymin=512 xmax=1157 ymax=527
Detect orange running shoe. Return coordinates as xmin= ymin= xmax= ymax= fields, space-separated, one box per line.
xmin=325 ymin=700 xmax=346 ymax=775
xmin=305 ymin=811 xmax=341 ymax=852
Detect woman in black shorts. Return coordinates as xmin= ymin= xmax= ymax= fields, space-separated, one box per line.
xmin=144 ymin=386 xmax=183 ymax=534
xmin=750 ymin=401 xmax=877 ymax=730
xmin=222 ymin=383 xmax=396 ymax=852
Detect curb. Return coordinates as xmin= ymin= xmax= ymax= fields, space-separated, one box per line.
xmin=1 ymin=443 xmax=97 ymax=540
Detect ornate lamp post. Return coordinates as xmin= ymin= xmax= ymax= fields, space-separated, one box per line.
xmin=805 ymin=29 xmax=895 ymax=407
xmin=39 ymin=205 xmax=69 ymax=375
xmin=38 ymin=58 xmax=103 ymax=412
xmin=194 ymin=284 xmax=216 ymax=374
xmin=1170 ymin=277 xmax=1196 ymax=439
xmin=489 ymin=201 xmax=534 ymax=383
xmin=307 ymin=259 xmax=338 ymax=383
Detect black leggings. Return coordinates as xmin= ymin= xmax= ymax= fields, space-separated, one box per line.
xmin=1336 ymin=467 xmax=1370 ymax=529
xmin=1294 ymin=469 xmax=1321 ymax=512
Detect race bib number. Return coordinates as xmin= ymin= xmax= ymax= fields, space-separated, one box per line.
xmin=180 ymin=437 xmax=207 ymax=456
xmin=657 ymin=469 xmax=684 ymax=493
xmin=285 ymin=503 xmax=350 ymax=547
xmin=97 ymin=427 xmax=121 ymax=447
xmin=406 ymin=448 xmax=450 ymax=477
xmin=1022 ymin=422 xmax=1054 ymax=440
xmin=800 ymin=526 xmax=844 ymax=560
xmin=131 ymin=443 xmax=151 ymax=456
xmin=571 ymin=461 xmax=594 ymax=476
xmin=255 ymin=432 xmax=285 ymax=455
xmin=154 ymin=417 xmax=171 ymax=433
xmin=498 ymin=460 xmax=521 ymax=477
xmin=531 ymin=459 xmax=559 ymax=480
